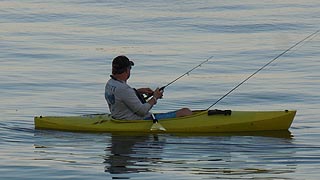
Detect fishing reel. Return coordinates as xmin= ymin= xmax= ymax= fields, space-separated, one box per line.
xmin=134 ymin=86 xmax=165 ymax=104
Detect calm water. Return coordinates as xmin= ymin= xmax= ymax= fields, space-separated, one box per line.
xmin=1 ymin=0 xmax=320 ymax=179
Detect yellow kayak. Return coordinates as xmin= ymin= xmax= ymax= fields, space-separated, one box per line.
xmin=34 ymin=109 xmax=296 ymax=133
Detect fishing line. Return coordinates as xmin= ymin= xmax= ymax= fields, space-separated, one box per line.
xmin=206 ymin=29 xmax=320 ymax=110
xmin=287 ymin=31 xmax=320 ymax=56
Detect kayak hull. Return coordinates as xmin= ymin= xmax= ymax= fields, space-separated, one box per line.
xmin=34 ymin=110 xmax=296 ymax=133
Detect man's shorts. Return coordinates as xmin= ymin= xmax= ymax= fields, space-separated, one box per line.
xmin=145 ymin=110 xmax=177 ymax=120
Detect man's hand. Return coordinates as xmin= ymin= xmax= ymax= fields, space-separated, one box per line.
xmin=137 ymin=88 xmax=154 ymax=96
xmin=153 ymin=88 xmax=164 ymax=100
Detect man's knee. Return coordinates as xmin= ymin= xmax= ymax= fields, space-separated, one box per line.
xmin=177 ymin=108 xmax=192 ymax=117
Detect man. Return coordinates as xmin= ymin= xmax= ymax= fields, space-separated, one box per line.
xmin=105 ymin=55 xmax=192 ymax=120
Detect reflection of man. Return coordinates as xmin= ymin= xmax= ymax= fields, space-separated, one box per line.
xmin=104 ymin=136 xmax=139 ymax=174
xmin=104 ymin=135 xmax=159 ymax=175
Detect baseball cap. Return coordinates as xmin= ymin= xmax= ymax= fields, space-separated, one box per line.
xmin=112 ymin=55 xmax=134 ymax=74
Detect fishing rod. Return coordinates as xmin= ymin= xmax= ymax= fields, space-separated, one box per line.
xmin=147 ymin=55 xmax=213 ymax=131
xmin=160 ymin=55 xmax=214 ymax=90
xmin=207 ymin=29 xmax=320 ymax=110
xmin=144 ymin=55 xmax=214 ymax=100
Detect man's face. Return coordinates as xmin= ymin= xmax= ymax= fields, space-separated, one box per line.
xmin=126 ymin=66 xmax=131 ymax=79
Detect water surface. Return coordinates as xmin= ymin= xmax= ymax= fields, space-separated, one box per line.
xmin=1 ymin=0 xmax=320 ymax=179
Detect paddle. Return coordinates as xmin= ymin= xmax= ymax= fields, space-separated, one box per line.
xmin=150 ymin=113 xmax=166 ymax=131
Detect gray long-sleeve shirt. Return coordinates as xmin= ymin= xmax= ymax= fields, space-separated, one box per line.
xmin=105 ymin=77 xmax=152 ymax=120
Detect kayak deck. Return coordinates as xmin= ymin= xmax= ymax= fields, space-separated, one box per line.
xmin=34 ymin=110 xmax=296 ymax=133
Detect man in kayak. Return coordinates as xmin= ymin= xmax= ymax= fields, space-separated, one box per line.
xmin=105 ymin=55 xmax=192 ymax=120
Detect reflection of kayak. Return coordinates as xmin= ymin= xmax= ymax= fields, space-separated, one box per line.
xmin=34 ymin=110 xmax=296 ymax=133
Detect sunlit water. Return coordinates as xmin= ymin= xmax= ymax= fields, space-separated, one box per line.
xmin=1 ymin=1 xmax=320 ymax=179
